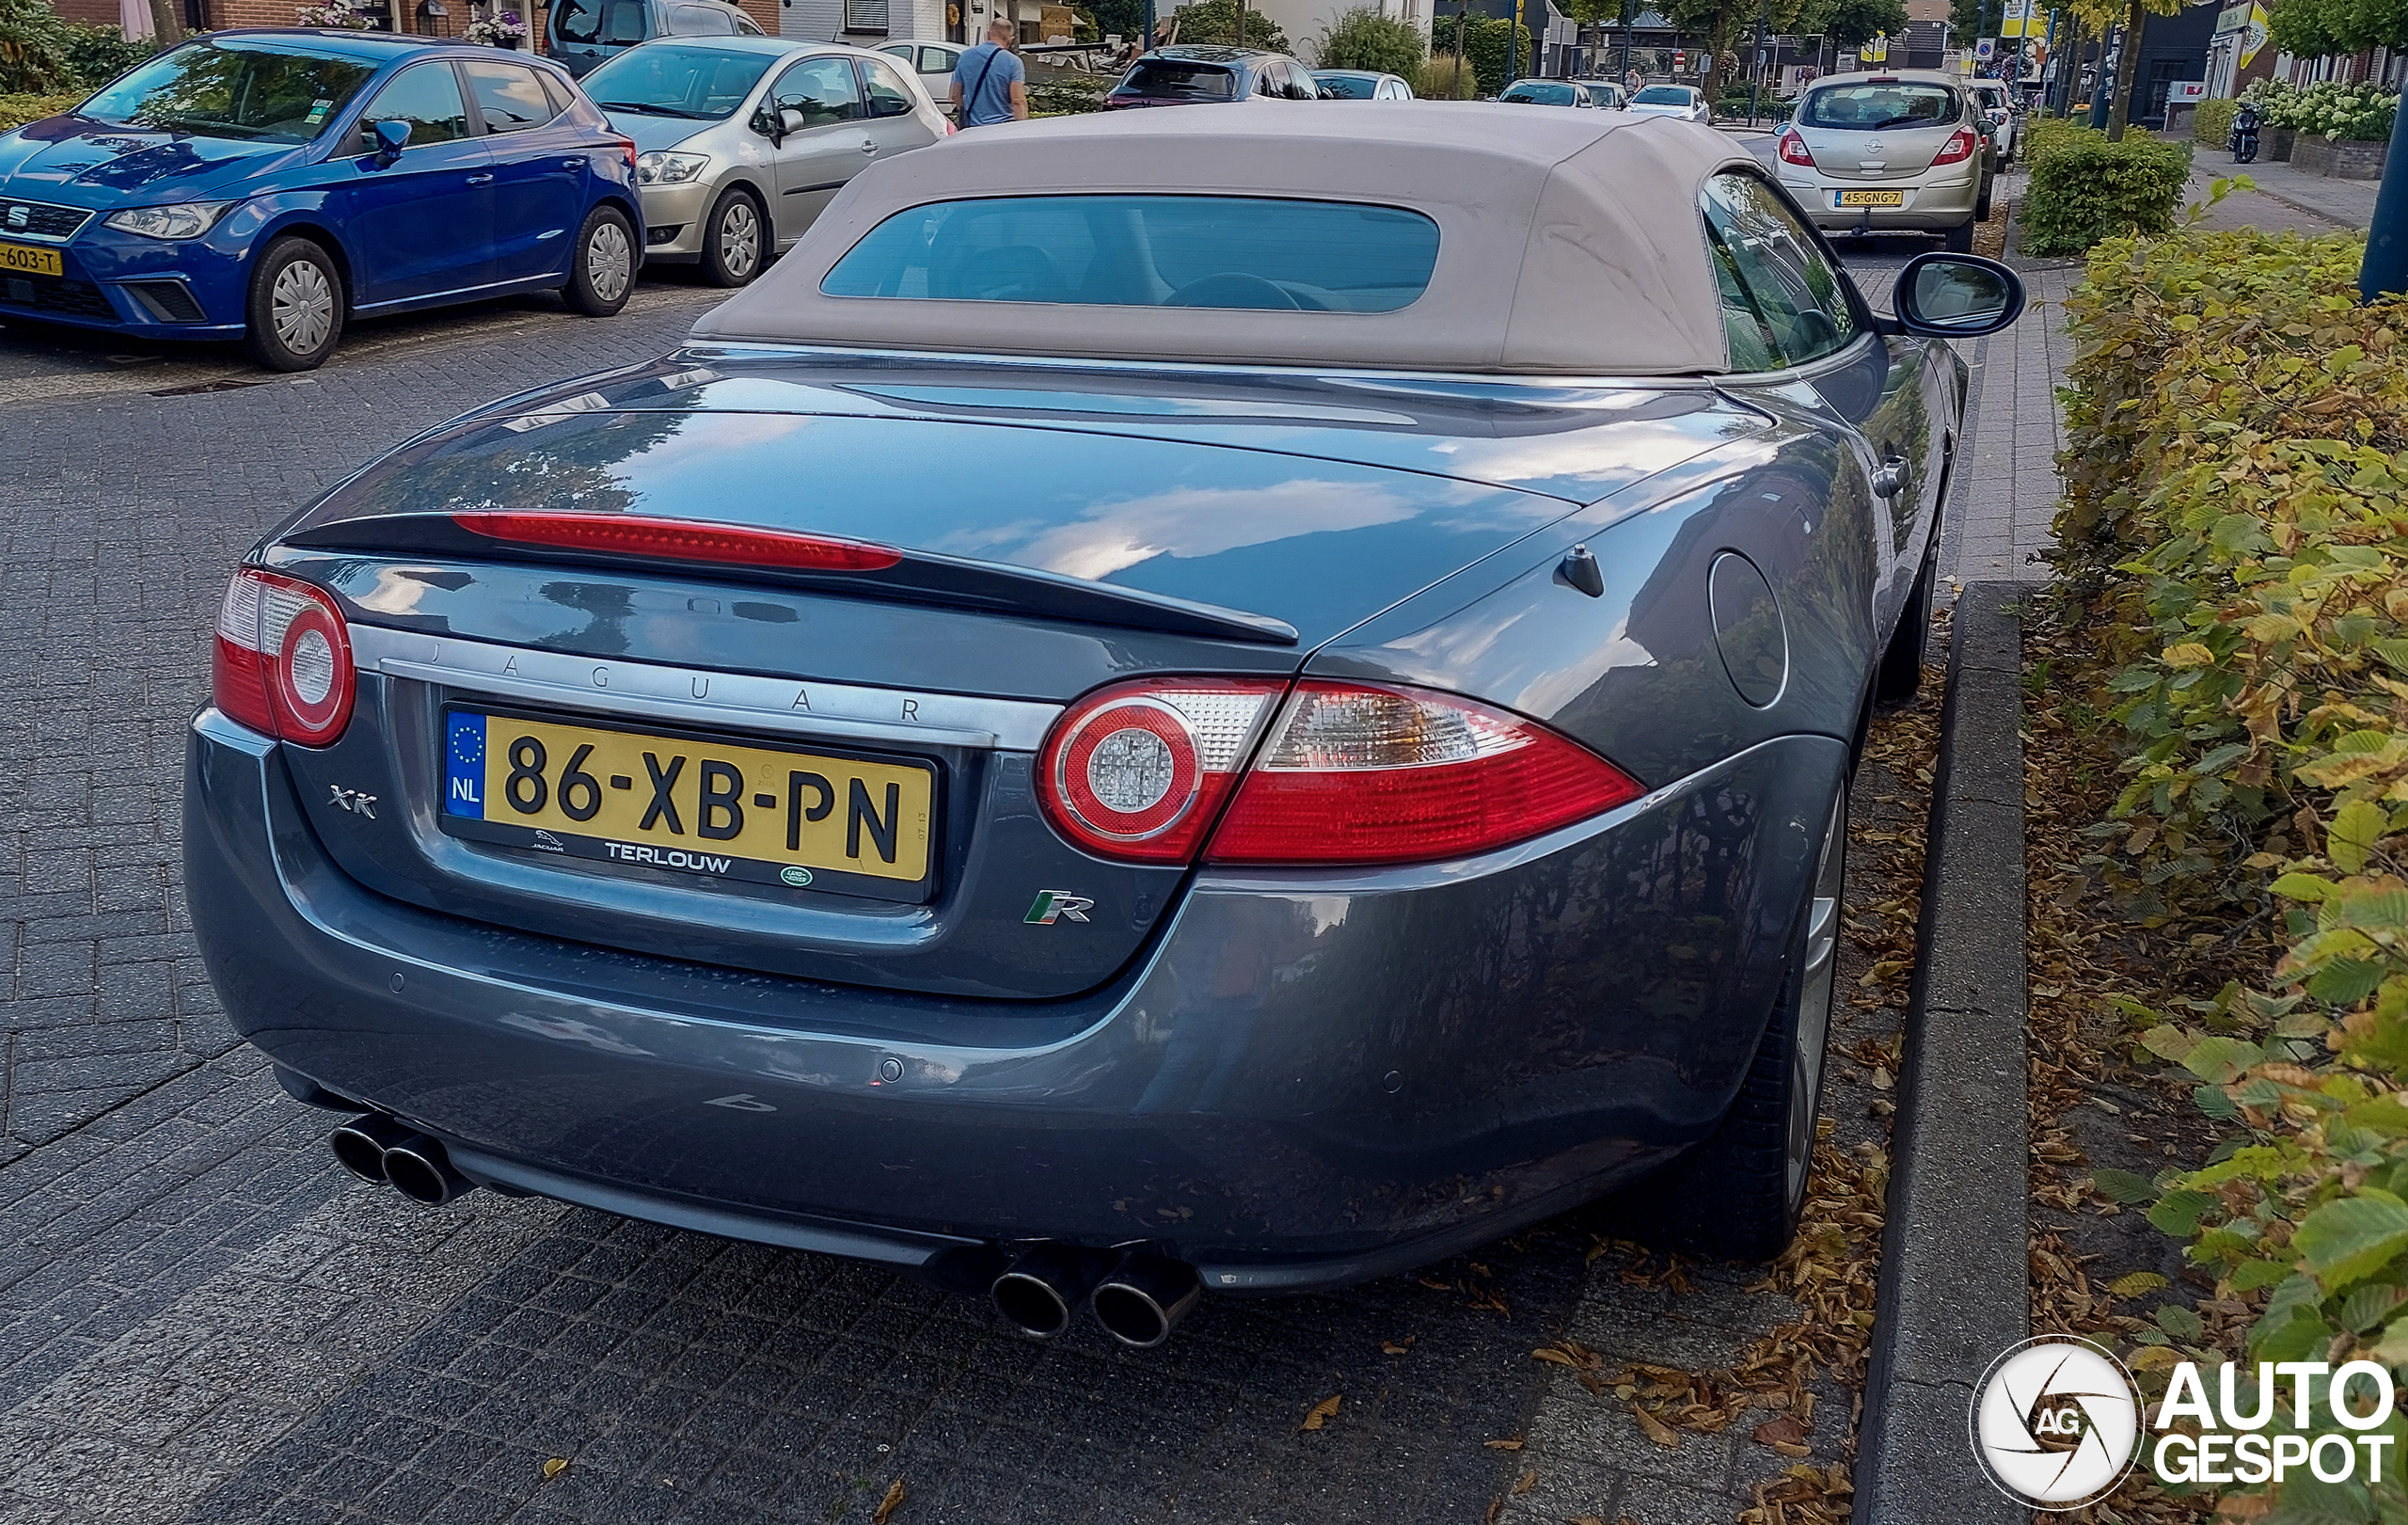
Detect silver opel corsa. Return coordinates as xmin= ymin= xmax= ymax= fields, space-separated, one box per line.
xmin=578 ymin=34 xmax=952 ymax=287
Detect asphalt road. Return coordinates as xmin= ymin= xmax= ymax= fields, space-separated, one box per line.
xmin=0 ymin=255 xmax=1919 ymax=1525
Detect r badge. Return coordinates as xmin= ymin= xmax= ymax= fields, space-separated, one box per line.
xmin=1024 ymin=890 xmax=1094 ymax=925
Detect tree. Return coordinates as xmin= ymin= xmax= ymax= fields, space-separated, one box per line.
xmin=1806 ymin=0 xmax=1908 ymax=46
xmin=1164 ymin=0 xmax=1291 ymax=48
xmin=1315 ymin=5 xmax=1427 ymax=68
xmin=2266 ymin=0 xmax=2342 ymax=55
xmin=0 ymin=0 xmax=76 ymax=94
xmin=1084 ymin=0 xmax=1145 ymax=39
xmin=2067 ymin=0 xmax=2184 ymax=140
xmin=1431 ymin=13 xmax=1529 ymax=92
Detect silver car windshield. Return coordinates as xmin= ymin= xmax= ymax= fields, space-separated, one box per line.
xmin=822 ymin=194 xmax=1441 ymax=312
xmin=581 ymin=43 xmax=778 ymax=119
xmin=1631 ymin=86 xmax=1690 ymax=104
xmin=1798 ymin=83 xmax=1956 ymax=130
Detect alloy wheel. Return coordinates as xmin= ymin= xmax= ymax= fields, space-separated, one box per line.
xmin=1783 ymin=793 xmax=1846 ymax=1210
xmin=587 ymin=221 xmax=632 ymax=305
xmin=272 ymin=259 xmax=335 ymax=356
xmin=718 ymin=199 xmax=760 ymax=280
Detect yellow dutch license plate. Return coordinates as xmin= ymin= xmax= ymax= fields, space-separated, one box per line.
xmin=1836 ymin=190 xmax=1907 ymax=208
xmin=0 ymin=241 xmax=63 ymax=278
xmin=439 ymin=708 xmax=938 ymax=902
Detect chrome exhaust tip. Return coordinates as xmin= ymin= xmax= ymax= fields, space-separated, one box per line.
xmin=990 ymin=1245 xmax=1101 ymax=1341
xmin=380 ymin=1133 xmax=475 ymax=1206
xmin=329 ymin=1113 xmax=416 ymax=1183
xmin=1090 ymin=1254 xmax=1201 ymax=1349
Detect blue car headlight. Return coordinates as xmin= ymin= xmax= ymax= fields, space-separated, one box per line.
xmin=103 ymin=202 xmax=234 ymax=241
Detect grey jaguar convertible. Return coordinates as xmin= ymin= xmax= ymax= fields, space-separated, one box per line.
xmin=187 ymin=104 xmax=2020 ymax=1346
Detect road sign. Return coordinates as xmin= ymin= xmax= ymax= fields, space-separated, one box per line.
xmin=1974 ymin=35 xmax=1996 ymax=58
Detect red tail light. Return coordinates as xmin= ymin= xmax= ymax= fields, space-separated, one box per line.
xmin=452 ymin=512 xmax=902 ymax=572
xmin=1037 ymin=678 xmax=1286 ymax=863
xmin=1036 ymin=677 xmax=1646 ymax=867
xmin=1205 ymin=682 xmax=1644 ymax=866
xmin=1931 ymin=126 xmax=1979 ymax=167
xmin=614 ymin=135 xmax=638 ymax=168
xmin=213 ymin=568 xmax=356 ymax=746
xmin=1777 ymin=129 xmax=1815 ymax=167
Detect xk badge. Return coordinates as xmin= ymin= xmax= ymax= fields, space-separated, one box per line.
xmin=327 ymin=785 xmax=378 ymax=818
xmin=1024 ymin=890 xmax=1095 ymax=925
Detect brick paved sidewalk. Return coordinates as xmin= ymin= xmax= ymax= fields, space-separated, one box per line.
xmin=2189 ymin=146 xmax=2379 ymax=230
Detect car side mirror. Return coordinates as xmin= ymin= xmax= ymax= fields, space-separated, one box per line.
xmin=1889 ymin=252 xmax=2024 ymax=339
xmin=780 ymin=106 xmax=807 ymax=135
xmin=372 ymin=119 xmax=411 ymax=159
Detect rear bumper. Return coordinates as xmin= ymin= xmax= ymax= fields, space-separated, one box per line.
xmin=187 ymin=707 xmax=1845 ymax=1292
xmin=1779 ymin=170 xmax=1981 ymax=231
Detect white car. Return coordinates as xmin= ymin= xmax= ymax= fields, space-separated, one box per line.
xmin=1626 ymin=83 xmax=1708 ymax=122
xmin=1963 ymin=78 xmax=2018 ymax=164
xmin=873 ymin=38 xmax=965 ymax=114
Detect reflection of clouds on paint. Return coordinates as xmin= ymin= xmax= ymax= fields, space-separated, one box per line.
xmin=350 ymin=566 xmax=440 ymax=615
xmin=617 ymin=412 xmax=812 ymax=478
xmin=1430 ymin=415 xmax=1765 ymax=496
xmin=499 ymin=1012 xmax=653 ymax=1056
xmin=1391 ymin=604 xmax=1655 ymax=718
xmin=927 ymin=480 xmax=1420 ymax=583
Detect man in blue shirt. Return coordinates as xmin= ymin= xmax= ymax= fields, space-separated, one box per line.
xmin=951 ymin=18 xmax=1029 ymax=127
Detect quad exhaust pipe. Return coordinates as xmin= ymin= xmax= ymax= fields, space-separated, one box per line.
xmin=328 ymin=1114 xmax=476 ymax=1205
xmin=989 ymin=1247 xmax=1202 ymax=1347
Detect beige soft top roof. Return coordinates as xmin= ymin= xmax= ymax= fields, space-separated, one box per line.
xmin=690 ymin=103 xmax=1760 ymax=376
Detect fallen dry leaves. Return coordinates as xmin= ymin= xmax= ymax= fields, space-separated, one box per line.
xmin=871 ymin=1478 xmax=906 ymax=1524
xmin=1299 ymin=1394 xmax=1341 ymax=1432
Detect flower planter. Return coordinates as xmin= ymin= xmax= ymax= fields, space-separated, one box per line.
xmin=2268 ymin=124 xmax=2295 ymax=162
xmin=2289 ymin=133 xmax=2389 ymax=180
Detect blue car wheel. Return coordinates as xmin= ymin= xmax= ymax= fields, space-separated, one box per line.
xmin=561 ymin=205 xmax=636 ymax=317
xmin=245 ymin=235 xmax=346 ymax=373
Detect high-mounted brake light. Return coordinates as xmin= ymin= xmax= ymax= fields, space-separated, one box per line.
xmin=1037 ymin=678 xmax=1286 ymax=864
xmin=1930 ymin=126 xmax=1980 ymax=167
xmin=1777 ymin=129 xmax=1816 ymax=167
xmin=1204 ymin=682 xmax=1644 ymax=866
xmin=213 ymin=568 xmax=356 ymax=746
xmin=452 ymin=512 xmax=903 ymax=572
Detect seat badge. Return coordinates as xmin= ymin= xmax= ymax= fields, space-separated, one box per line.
xmin=1025 ymin=890 xmax=1094 ymax=925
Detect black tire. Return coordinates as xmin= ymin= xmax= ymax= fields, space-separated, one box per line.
xmin=1875 ymin=535 xmax=1939 ymax=704
xmin=1626 ymin=783 xmax=1849 ymax=1262
xmin=561 ymin=204 xmax=637 ymax=317
xmin=1943 ymin=216 xmax=1976 ymax=253
xmin=1974 ymin=177 xmax=1994 ymax=223
xmin=698 ymin=185 xmax=768 ymax=288
xmin=242 ymin=235 xmax=344 ymax=373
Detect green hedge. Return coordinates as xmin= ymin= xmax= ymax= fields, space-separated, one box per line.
xmin=0 ymin=91 xmax=77 ymax=130
xmin=2191 ymin=95 xmax=2238 ymax=147
xmin=2050 ymin=224 xmax=2408 ymax=1519
xmin=2019 ymin=130 xmax=2191 ymax=258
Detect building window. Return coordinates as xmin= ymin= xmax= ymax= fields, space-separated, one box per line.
xmin=845 ymin=0 xmax=890 ymax=30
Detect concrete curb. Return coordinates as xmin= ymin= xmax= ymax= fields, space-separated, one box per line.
xmin=1853 ymin=584 xmax=2030 ymax=1525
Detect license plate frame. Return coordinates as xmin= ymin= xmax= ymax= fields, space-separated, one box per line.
xmin=438 ymin=705 xmax=943 ymax=905
xmin=1835 ymin=189 xmax=1908 ymax=208
xmin=0 ymin=240 xmax=64 ymax=278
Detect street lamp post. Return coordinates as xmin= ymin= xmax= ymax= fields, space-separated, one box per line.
xmin=2361 ymin=87 xmax=2408 ymax=301
xmin=1745 ymin=0 xmax=1767 ymax=126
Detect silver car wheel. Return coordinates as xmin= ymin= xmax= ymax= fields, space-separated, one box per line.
xmin=272 ymin=258 xmax=335 ymax=355
xmin=718 ymin=199 xmax=760 ymax=279
xmin=1783 ymin=792 xmax=1846 ymax=1209
xmin=586 ymin=220 xmax=632 ymax=305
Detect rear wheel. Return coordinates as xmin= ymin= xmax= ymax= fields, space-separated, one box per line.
xmin=1974 ymin=174 xmax=1994 ymax=223
xmin=562 ymin=205 xmax=636 ymax=316
xmin=1628 ymin=784 xmax=1847 ymax=1261
xmin=699 ymin=186 xmax=766 ymax=288
xmin=243 ymin=235 xmax=344 ymax=372
xmin=1943 ymin=217 xmax=1975 ymax=253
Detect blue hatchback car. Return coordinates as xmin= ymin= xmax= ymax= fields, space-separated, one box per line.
xmin=0 ymin=29 xmax=645 ymax=370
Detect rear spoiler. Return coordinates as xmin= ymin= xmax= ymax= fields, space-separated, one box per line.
xmin=279 ymin=514 xmax=1301 ymax=647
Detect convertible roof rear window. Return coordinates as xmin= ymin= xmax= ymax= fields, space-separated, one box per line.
xmin=819 ymin=194 xmax=1441 ymax=313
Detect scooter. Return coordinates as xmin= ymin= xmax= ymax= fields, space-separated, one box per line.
xmin=2230 ymin=101 xmax=2261 ymax=164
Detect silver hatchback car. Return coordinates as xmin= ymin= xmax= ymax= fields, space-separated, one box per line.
xmin=1774 ymin=70 xmax=1989 ymax=249
xmin=578 ymin=36 xmax=950 ymax=286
